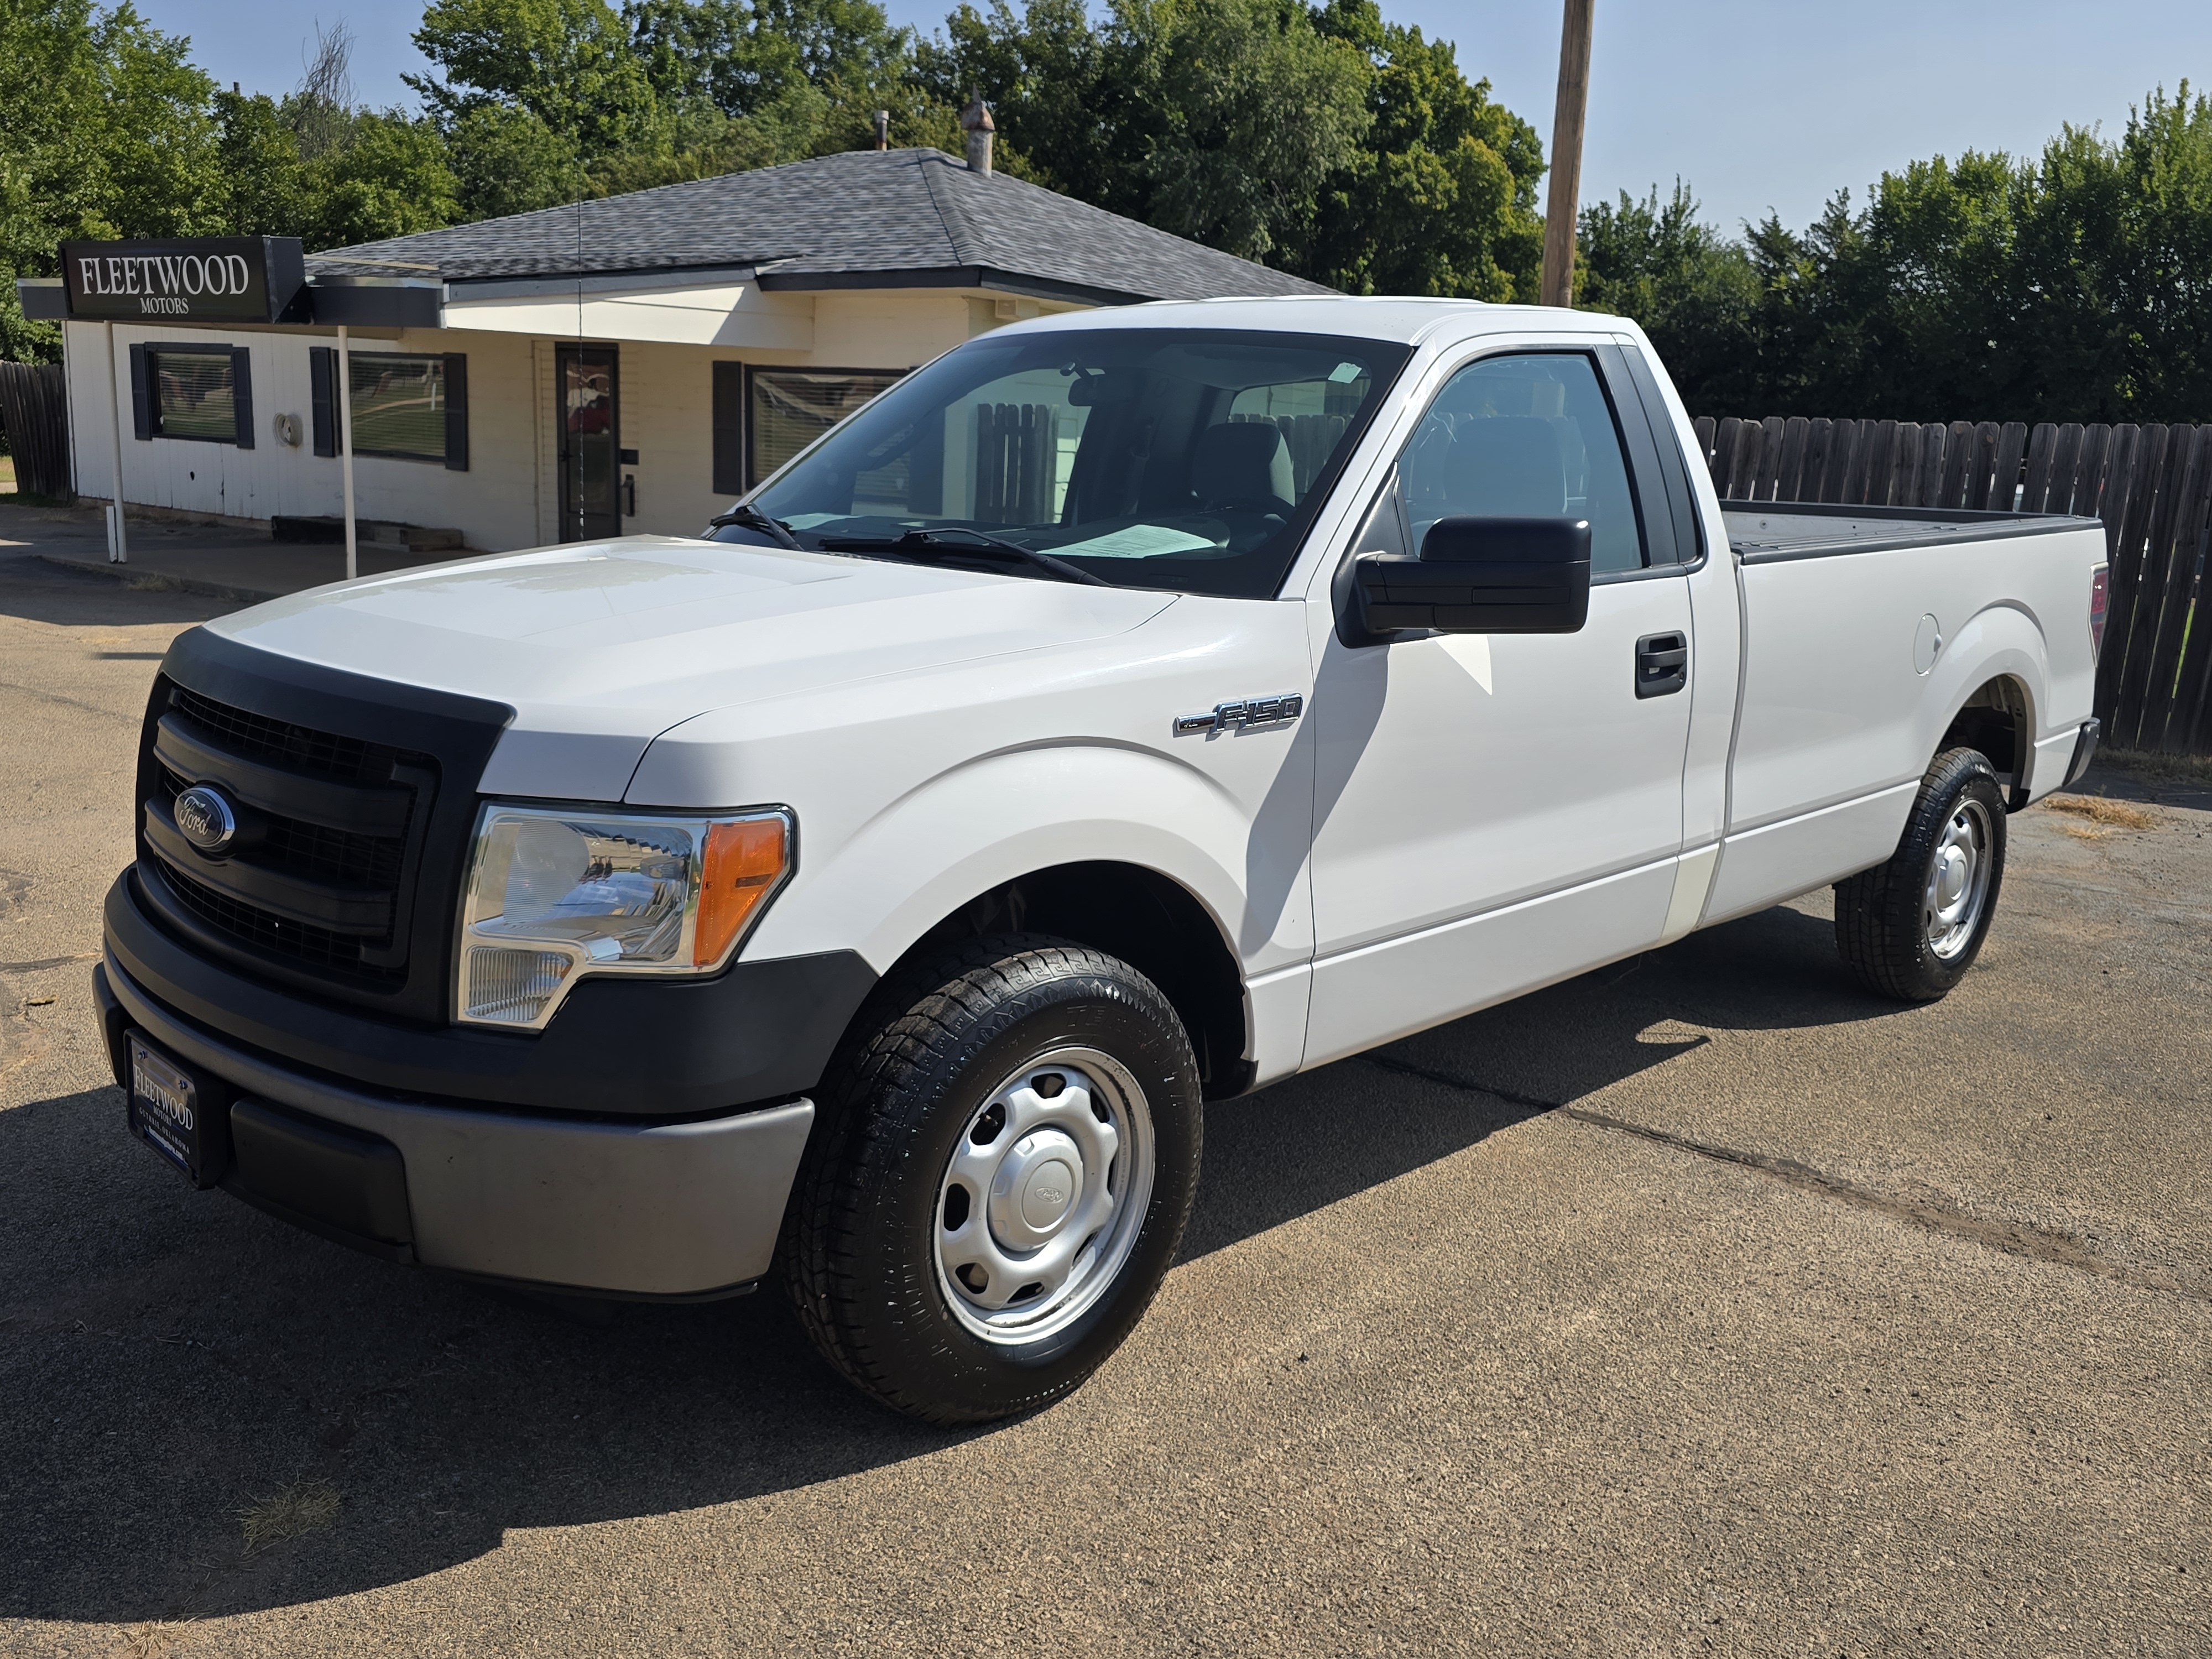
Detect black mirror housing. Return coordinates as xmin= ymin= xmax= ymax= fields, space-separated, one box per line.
xmin=1353 ymin=515 xmax=1592 ymax=636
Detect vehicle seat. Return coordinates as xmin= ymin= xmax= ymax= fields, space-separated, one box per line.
xmin=1192 ymin=422 xmax=1296 ymax=515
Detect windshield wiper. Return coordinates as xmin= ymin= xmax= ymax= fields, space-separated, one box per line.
xmin=816 ymin=528 xmax=1108 ymax=587
xmin=707 ymin=505 xmax=801 ymax=549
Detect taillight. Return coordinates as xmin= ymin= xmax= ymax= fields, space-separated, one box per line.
xmin=2089 ymin=566 xmax=2110 ymax=660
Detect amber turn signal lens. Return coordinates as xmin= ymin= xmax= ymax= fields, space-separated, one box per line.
xmin=693 ymin=816 xmax=788 ymax=967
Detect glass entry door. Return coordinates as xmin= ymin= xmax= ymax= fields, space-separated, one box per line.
xmin=556 ymin=344 xmax=619 ymax=541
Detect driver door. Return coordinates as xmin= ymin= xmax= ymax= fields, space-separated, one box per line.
xmin=1303 ymin=346 xmax=1695 ymax=1066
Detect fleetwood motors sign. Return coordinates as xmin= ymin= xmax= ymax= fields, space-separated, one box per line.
xmin=59 ymin=237 xmax=306 ymax=323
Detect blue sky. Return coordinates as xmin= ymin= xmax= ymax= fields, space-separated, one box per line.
xmin=142 ymin=0 xmax=2212 ymax=236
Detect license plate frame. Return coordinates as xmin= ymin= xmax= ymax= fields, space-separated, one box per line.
xmin=128 ymin=1032 xmax=227 ymax=1187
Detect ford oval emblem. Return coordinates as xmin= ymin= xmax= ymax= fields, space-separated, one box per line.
xmin=174 ymin=784 xmax=238 ymax=854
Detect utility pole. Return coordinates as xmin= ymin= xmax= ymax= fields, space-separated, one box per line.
xmin=1540 ymin=0 xmax=1595 ymax=309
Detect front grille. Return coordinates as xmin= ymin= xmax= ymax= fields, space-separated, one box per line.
xmin=140 ymin=681 xmax=437 ymax=995
xmin=132 ymin=635 xmax=509 ymax=1024
xmin=156 ymin=763 xmax=406 ymax=889
xmin=169 ymin=685 xmax=431 ymax=785
xmin=158 ymin=859 xmax=405 ymax=985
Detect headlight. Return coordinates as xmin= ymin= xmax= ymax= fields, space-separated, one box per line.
xmin=456 ymin=804 xmax=792 ymax=1029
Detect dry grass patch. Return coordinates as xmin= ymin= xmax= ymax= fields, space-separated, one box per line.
xmin=2041 ymin=794 xmax=2159 ymax=836
xmin=239 ymin=1478 xmax=341 ymax=1557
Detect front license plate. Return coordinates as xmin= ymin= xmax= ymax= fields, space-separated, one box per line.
xmin=129 ymin=1034 xmax=205 ymax=1181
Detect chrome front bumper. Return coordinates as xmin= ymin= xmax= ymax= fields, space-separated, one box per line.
xmin=102 ymin=951 xmax=813 ymax=1298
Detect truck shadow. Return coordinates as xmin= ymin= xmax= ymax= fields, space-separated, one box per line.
xmin=0 ymin=899 xmax=1900 ymax=1625
xmin=1186 ymin=895 xmax=1891 ymax=1260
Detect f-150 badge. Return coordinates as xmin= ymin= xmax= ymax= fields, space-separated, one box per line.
xmin=1174 ymin=694 xmax=1304 ymax=735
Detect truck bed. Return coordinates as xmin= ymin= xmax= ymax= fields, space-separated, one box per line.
xmin=1721 ymin=500 xmax=2093 ymax=563
xmin=1700 ymin=497 xmax=2106 ymax=927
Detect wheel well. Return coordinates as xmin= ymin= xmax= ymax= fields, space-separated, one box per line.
xmin=894 ymin=863 xmax=1253 ymax=1100
xmin=1940 ymin=676 xmax=2031 ymax=807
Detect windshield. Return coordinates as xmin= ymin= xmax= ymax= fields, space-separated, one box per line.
xmin=714 ymin=327 xmax=1412 ymax=598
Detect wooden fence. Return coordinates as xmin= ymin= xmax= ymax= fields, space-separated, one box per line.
xmin=1693 ymin=414 xmax=2212 ymax=757
xmin=0 ymin=361 xmax=71 ymax=500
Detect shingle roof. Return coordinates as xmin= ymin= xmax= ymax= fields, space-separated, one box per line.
xmin=307 ymin=148 xmax=1332 ymax=304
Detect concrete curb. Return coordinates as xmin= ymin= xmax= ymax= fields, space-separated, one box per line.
xmin=36 ymin=551 xmax=282 ymax=606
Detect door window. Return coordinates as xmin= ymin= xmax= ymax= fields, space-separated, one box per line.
xmin=1400 ymin=352 xmax=1646 ymax=575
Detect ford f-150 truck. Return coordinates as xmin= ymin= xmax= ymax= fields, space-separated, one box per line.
xmin=98 ymin=298 xmax=2107 ymax=1423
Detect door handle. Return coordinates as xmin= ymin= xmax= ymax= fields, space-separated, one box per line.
xmin=1635 ymin=632 xmax=1688 ymax=698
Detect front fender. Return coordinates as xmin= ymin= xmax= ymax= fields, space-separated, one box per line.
xmin=621 ymin=592 xmax=1319 ymax=982
xmin=751 ymin=739 xmax=1296 ymax=975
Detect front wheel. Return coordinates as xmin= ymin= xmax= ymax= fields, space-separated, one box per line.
xmin=1834 ymin=747 xmax=2008 ymax=1001
xmin=781 ymin=935 xmax=1202 ymax=1424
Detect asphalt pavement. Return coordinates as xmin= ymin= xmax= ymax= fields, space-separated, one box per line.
xmin=2 ymin=534 xmax=2207 ymax=1657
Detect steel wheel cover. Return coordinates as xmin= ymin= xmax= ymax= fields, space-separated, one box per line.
xmin=933 ymin=1046 xmax=1156 ymax=1346
xmin=1924 ymin=797 xmax=1994 ymax=960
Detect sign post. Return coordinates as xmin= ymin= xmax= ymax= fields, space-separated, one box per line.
xmin=102 ymin=321 xmax=129 ymax=565
xmin=337 ymin=325 xmax=357 ymax=581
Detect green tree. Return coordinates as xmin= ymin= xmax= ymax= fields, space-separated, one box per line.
xmin=1593 ymin=84 xmax=2212 ymax=422
xmin=1 ymin=0 xmax=222 ymax=360
xmin=446 ymin=102 xmax=585 ymax=217
xmin=1574 ymin=182 xmax=1762 ymax=409
xmin=1116 ymin=0 xmax=1371 ymax=262
xmin=302 ymin=110 xmax=461 ymax=247
xmin=410 ymin=0 xmax=665 ymax=165
xmin=1296 ymin=0 xmax=1543 ymax=299
xmin=915 ymin=0 xmax=1109 ymax=195
xmin=204 ymin=26 xmax=459 ymax=251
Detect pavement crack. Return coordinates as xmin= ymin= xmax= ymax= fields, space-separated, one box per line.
xmin=0 ymin=674 xmax=132 ymax=722
xmin=1364 ymin=1054 xmax=2209 ymax=1305
xmin=0 ymin=951 xmax=99 ymax=974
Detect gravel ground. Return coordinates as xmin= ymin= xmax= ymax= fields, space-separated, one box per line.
xmin=2 ymin=535 xmax=2206 ymax=1657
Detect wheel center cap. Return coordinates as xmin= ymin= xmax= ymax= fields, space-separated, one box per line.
xmin=989 ymin=1129 xmax=1084 ymax=1251
xmin=1021 ymin=1159 xmax=1077 ymax=1230
xmin=1936 ymin=846 xmax=1969 ymax=906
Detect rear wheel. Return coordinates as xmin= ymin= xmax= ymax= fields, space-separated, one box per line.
xmin=781 ymin=935 xmax=1202 ymax=1424
xmin=1834 ymin=747 xmax=2007 ymax=1001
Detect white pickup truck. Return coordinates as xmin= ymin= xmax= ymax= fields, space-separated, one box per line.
xmin=101 ymin=298 xmax=2107 ymax=1423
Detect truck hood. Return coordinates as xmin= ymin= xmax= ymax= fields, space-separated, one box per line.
xmin=207 ymin=536 xmax=1177 ymax=800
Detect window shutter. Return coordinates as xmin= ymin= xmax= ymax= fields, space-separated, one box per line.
xmin=230 ymin=345 xmax=254 ymax=448
xmin=129 ymin=342 xmax=153 ymax=441
xmin=443 ymin=353 xmax=469 ymax=470
xmin=712 ymin=361 xmax=743 ymax=495
xmin=310 ymin=347 xmax=336 ymax=456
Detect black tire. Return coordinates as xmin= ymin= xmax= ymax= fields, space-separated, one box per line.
xmin=1834 ymin=747 xmax=2008 ymax=1001
xmin=781 ymin=934 xmax=1203 ymax=1425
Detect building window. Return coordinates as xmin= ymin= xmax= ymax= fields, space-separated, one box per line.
xmin=149 ymin=348 xmax=241 ymax=443
xmin=746 ymin=367 xmax=905 ymax=489
xmin=347 ymin=352 xmax=456 ymax=463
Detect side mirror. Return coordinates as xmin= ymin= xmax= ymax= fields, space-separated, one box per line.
xmin=1353 ymin=515 xmax=1592 ymax=637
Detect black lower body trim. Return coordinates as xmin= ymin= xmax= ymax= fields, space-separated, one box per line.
xmin=104 ymin=870 xmax=878 ymax=1118
xmin=2065 ymin=718 xmax=2102 ymax=787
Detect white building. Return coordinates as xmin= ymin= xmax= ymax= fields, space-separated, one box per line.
xmin=24 ymin=146 xmax=1327 ymax=551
